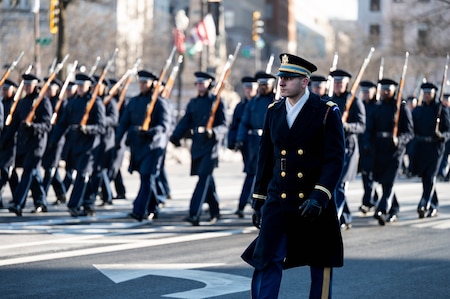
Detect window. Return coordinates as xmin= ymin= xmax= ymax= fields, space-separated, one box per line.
xmin=370 ymin=0 xmax=381 ymax=11
xmin=392 ymin=20 xmax=405 ymax=53
xmin=369 ymin=24 xmax=380 ymax=45
xmin=417 ymin=22 xmax=429 ymax=47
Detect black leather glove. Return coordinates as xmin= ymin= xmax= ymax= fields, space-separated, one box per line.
xmin=21 ymin=121 xmax=33 ymax=131
xmin=234 ymin=141 xmax=243 ymax=151
xmin=138 ymin=129 xmax=155 ymax=139
xmin=434 ymin=131 xmax=445 ymax=142
xmin=170 ymin=135 xmax=181 ymax=147
xmin=299 ymin=198 xmax=323 ymax=219
xmin=251 ymin=198 xmax=265 ymax=229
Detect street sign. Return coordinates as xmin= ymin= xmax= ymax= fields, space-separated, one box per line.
xmin=36 ymin=37 xmax=52 ymax=46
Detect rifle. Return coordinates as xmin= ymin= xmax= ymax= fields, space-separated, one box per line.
xmin=5 ymin=64 xmax=33 ymax=126
xmin=341 ymin=47 xmax=375 ymax=123
xmin=326 ymin=51 xmax=339 ymax=97
xmin=392 ymin=51 xmax=409 ymax=138
xmin=435 ymin=54 xmax=449 ymax=133
xmin=103 ymin=58 xmax=141 ymax=106
xmin=265 ymin=54 xmax=275 ymax=74
xmin=415 ymin=76 xmax=427 ymax=106
xmin=161 ymin=55 xmax=183 ymax=99
xmin=25 ymin=54 xmax=69 ymax=124
xmin=375 ymin=57 xmax=384 ymax=101
xmin=51 ymin=60 xmax=78 ymax=124
xmin=0 ymin=51 xmax=24 ymax=88
xmin=206 ymin=42 xmax=241 ymax=132
xmin=80 ymin=49 xmax=118 ymax=126
xmin=89 ymin=56 xmax=101 ymax=76
xmin=140 ymin=46 xmax=177 ymax=131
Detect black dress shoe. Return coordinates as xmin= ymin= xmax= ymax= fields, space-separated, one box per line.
xmin=52 ymin=195 xmax=67 ymax=206
xmin=209 ymin=213 xmax=221 ymax=224
xmin=184 ymin=215 xmax=200 ymax=226
xmin=98 ymin=201 xmax=113 ymax=206
xmin=113 ymin=194 xmax=126 ymax=200
xmin=426 ymin=209 xmax=438 ymax=218
xmin=8 ymin=205 xmax=22 ymax=216
xmin=68 ymin=207 xmax=79 ymax=217
xmin=234 ymin=209 xmax=244 ymax=218
xmin=387 ymin=214 xmax=398 ymax=223
xmin=374 ymin=211 xmax=386 ymax=226
xmin=128 ymin=212 xmax=143 ymax=222
xmin=417 ymin=206 xmax=426 ymax=219
xmin=359 ymin=204 xmax=374 ymax=214
xmin=31 ymin=205 xmax=48 ymax=213
xmin=0 ymin=201 xmax=3 ymax=209
xmin=79 ymin=208 xmax=96 ymax=217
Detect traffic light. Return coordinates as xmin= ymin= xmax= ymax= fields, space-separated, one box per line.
xmin=49 ymin=0 xmax=60 ymax=34
xmin=252 ymin=11 xmax=264 ymax=42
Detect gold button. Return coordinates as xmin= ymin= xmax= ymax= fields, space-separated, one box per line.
xmin=281 ymin=193 xmax=287 ymax=199
xmin=297 ymin=172 xmax=303 ymax=178
xmin=297 ymin=149 xmax=304 ymax=155
xmin=281 ymin=171 xmax=286 ymax=177
xmin=298 ymin=193 xmax=304 ymax=198
xmin=281 ymin=150 xmax=287 ymax=155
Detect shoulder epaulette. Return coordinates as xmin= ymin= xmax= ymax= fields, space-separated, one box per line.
xmin=326 ymin=101 xmax=337 ymax=107
xmin=268 ymin=102 xmax=276 ymax=109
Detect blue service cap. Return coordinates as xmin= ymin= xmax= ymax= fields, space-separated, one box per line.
xmin=44 ymin=77 xmax=63 ymax=88
xmin=22 ymin=73 xmax=41 ymax=84
xmin=75 ymin=73 xmax=95 ymax=84
xmin=137 ymin=70 xmax=158 ymax=81
xmin=329 ymin=69 xmax=352 ymax=81
xmin=194 ymin=71 xmax=215 ymax=83
xmin=360 ymin=80 xmax=377 ymax=88
xmin=378 ymin=78 xmax=398 ymax=89
xmin=420 ymin=82 xmax=438 ymax=91
xmin=2 ymin=78 xmax=18 ymax=88
xmin=277 ymin=53 xmax=317 ymax=78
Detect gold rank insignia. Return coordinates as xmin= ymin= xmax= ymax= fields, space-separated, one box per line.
xmin=281 ymin=54 xmax=289 ymax=64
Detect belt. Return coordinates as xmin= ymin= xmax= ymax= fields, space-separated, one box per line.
xmin=376 ymin=131 xmax=393 ymax=138
xmin=248 ymin=129 xmax=263 ymax=136
xmin=415 ymin=135 xmax=434 ymax=142
xmin=191 ymin=126 xmax=207 ymax=134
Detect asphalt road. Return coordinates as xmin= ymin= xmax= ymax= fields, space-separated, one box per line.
xmin=1 ymin=146 xmax=450 ymax=298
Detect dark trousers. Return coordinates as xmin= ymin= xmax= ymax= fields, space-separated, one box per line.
xmin=43 ymin=167 xmax=66 ymax=197
xmin=190 ymin=174 xmax=219 ymax=218
xmin=13 ymin=168 xmax=47 ymax=208
xmin=132 ymin=173 xmax=158 ymax=218
xmin=238 ymin=173 xmax=254 ymax=210
xmin=67 ymin=172 xmax=90 ymax=210
xmin=376 ymin=183 xmax=399 ymax=216
xmin=361 ymin=171 xmax=378 ymax=207
xmin=335 ymin=181 xmax=351 ymax=225
xmin=251 ymin=234 xmax=333 ymax=299
xmin=419 ymin=174 xmax=439 ymax=210
xmin=112 ymin=169 xmax=126 ymax=197
xmin=0 ymin=167 xmax=18 ymax=203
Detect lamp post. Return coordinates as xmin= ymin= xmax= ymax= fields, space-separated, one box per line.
xmin=174 ymin=9 xmax=189 ymax=121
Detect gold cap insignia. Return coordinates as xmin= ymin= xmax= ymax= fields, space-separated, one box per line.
xmin=281 ymin=54 xmax=289 ymax=64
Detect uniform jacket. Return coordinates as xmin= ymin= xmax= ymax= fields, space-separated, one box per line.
xmin=227 ymin=97 xmax=249 ymax=150
xmin=331 ymin=91 xmax=366 ymax=181
xmin=364 ymin=98 xmax=414 ymax=184
xmin=241 ymin=93 xmax=345 ymax=270
xmin=42 ymin=96 xmax=67 ymax=169
xmin=50 ymin=92 xmax=105 ymax=171
xmin=358 ymin=98 xmax=379 ymax=173
xmin=115 ymin=93 xmax=171 ymax=174
xmin=411 ymin=101 xmax=450 ymax=176
xmin=1 ymin=91 xmax=52 ymax=168
xmin=0 ymin=96 xmax=17 ymax=168
xmin=171 ymin=93 xmax=228 ymax=176
xmin=236 ymin=93 xmax=275 ymax=175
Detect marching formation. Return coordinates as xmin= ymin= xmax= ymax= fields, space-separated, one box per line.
xmin=0 ymin=47 xmax=449 ymax=232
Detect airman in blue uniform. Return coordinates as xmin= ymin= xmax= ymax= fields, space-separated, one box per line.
xmin=170 ymin=71 xmax=228 ymax=226
xmin=329 ymin=69 xmax=366 ymax=229
xmin=115 ymin=70 xmax=171 ymax=221
xmin=234 ymin=72 xmax=276 ymax=218
xmin=242 ymin=53 xmax=345 ymax=298
xmin=49 ymin=73 xmax=106 ymax=217
xmin=358 ymin=80 xmax=379 ymax=214
xmin=228 ymin=76 xmax=258 ymax=217
xmin=411 ymin=82 xmax=450 ymax=218
xmin=364 ymin=78 xmax=414 ymax=225
xmin=0 ymin=79 xmax=19 ymax=209
xmin=5 ymin=74 xmax=52 ymax=216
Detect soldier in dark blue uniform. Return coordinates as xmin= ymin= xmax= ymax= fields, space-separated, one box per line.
xmin=116 ymin=70 xmax=171 ymax=221
xmin=364 ymin=78 xmax=414 ymax=225
xmin=241 ymin=53 xmax=345 ymax=298
xmin=411 ymin=83 xmax=450 ymax=218
xmin=0 ymin=79 xmax=19 ymax=209
xmin=170 ymin=71 xmax=228 ymax=226
xmin=234 ymin=72 xmax=276 ymax=218
xmin=4 ymin=74 xmax=52 ymax=216
xmin=49 ymin=73 xmax=106 ymax=217
xmin=329 ymin=69 xmax=366 ymax=229
xmin=358 ymin=80 xmax=379 ymax=214
xmin=309 ymin=75 xmax=329 ymax=99
xmin=437 ymin=93 xmax=450 ymax=180
xmin=228 ymin=76 xmax=258 ymax=217
xmin=41 ymin=78 xmax=67 ymax=206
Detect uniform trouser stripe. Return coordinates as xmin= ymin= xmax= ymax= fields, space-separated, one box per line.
xmin=321 ymin=267 xmax=331 ymax=299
